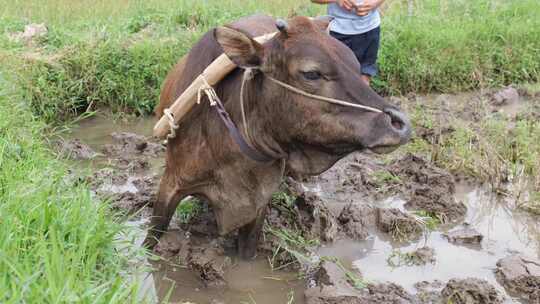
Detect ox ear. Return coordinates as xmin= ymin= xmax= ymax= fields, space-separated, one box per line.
xmin=214 ymin=27 xmax=264 ymax=68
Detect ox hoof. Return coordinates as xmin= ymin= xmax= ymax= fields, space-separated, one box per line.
xmin=238 ymin=240 xmax=258 ymax=260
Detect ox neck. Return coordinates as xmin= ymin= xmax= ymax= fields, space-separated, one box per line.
xmin=209 ymin=68 xmax=284 ymax=163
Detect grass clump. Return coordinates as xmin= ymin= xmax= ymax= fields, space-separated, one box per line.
xmin=412 ymin=210 xmax=442 ymax=231
xmin=377 ymin=0 xmax=540 ymax=94
xmin=175 ymin=196 xmax=202 ymax=224
xmin=0 ymin=88 xmax=146 ymax=302
xmin=264 ymin=225 xmax=319 ymax=271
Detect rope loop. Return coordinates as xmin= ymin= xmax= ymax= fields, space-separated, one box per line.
xmin=197 ymin=74 xmax=219 ymax=107
xmin=163 ymin=108 xmax=179 ymax=145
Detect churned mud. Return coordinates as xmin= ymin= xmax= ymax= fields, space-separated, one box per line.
xmin=65 ymin=88 xmax=540 ymax=304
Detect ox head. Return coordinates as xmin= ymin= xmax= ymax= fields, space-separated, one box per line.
xmin=215 ymin=16 xmax=411 ymax=174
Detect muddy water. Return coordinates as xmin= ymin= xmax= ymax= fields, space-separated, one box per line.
xmin=70 ymin=114 xmax=156 ymax=146
xmin=68 ymin=113 xmax=540 ymax=303
xmin=316 ymin=184 xmax=539 ymax=302
xmin=150 ymin=259 xmax=304 ymax=304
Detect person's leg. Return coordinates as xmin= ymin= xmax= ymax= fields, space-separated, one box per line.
xmin=329 ymin=31 xmax=354 ymax=49
xmin=356 ymin=27 xmax=381 ymax=87
xmin=331 ymin=29 xmax=380 ymax=87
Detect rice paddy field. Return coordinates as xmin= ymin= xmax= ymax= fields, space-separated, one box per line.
xmin=1 ymin=0 xmax=539 ymax=303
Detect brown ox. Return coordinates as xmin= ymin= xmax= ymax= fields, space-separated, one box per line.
xmin=145 ymin=15 xmax=411 ymax=258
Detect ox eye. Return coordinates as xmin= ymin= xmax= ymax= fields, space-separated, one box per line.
xmin=301 ymin=70 xmax=322 ymax=81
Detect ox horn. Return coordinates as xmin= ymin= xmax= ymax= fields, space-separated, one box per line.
xmin=276 ymin=19 xmax=289 ymax=36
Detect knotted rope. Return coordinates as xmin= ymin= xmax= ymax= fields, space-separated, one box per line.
xmin=164 ymin=74 xmax=222 ymax=145
xmin=163 ymin=109 xmax=179 ymax=145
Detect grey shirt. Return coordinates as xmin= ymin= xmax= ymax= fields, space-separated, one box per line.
xmin=328 ymin=2 xmax=380 ymax=35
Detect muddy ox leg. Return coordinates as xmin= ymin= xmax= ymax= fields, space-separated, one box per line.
xmin=238 ymin=208 xmax=267 ymax=259
xmin=143 ymin=174 xmax=185 ymax=249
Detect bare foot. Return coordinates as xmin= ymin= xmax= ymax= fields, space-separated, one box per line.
xmin=361 ymin=74 xmax=371 ymax=86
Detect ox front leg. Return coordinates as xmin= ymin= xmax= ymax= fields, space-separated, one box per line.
xmin=143 ymin=174 xmax=185 ymax=249
xmin=238 ymin=207 xmax=267 ymax=259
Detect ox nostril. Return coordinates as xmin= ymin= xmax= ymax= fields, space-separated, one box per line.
xmin=384 ymin=108 xmax=404 ymax=130
xmin=383 ymin=107 xmax=412 ymax=141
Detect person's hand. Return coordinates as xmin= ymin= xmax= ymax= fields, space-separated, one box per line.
xmin=337 ymin=0 xmax=356 ymax=11
xmin=355 ymin=0 xmax=384 ymax=16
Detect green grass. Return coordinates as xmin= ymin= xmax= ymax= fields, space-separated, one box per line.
xmin=0 ymin=85 xmax=145 ymax=302
xmin=1 ymin=0 xmax=539 ymax=123
xmin=175 ymin=196 xmax=202 ymax=224
xmin=264 ymin=224 xmax=319 ymax=271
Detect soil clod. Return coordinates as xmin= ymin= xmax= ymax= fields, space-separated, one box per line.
xmin=495 ymin=254 xmax=540 ymax=302
xmin=376 ymin=208 xmax=423 ymax=241
xmin=444 ymin=227 xmax=484 ymax=246
xmin=337 ymin=203 xmax=376 ymax=241
xmin=492 ymin=86 xmax=520 ymax=106
xmin=188 ymin=245 xmax=232 ymax=288
xmin=390 ymin=154 xmax=467 ymax=222
xmin=305 ymin=261 xmax=414 ymax=304
xmin=57 ymin=139 xmax=97 ymax=160
xmin=102 ymin=132 xmax=164 ymax=157
xmin=441 ymin=278 xmax=504 ymax=304
xmin=414 ymin=280 xmax=445 ymax=304
xmin=87 ymin=168 xmax=157 ymax=212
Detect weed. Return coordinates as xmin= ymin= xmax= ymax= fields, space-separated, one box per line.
xmin=175 ymin=196 xmax=202 ymax=224
xmin=286 ymin=290 xmax=295 ymax=304
xmin=412 ymin=210 xmax=442 ymax=230
xmin=264 ymin=225 xmax=319 ymax=271
xmin=520 ymin=192 xmax=540 ymax=215
xmin=372 ymin=170 xmax=402 ymax=185
xmin=387 ymin=249 xmax=427 ymax=267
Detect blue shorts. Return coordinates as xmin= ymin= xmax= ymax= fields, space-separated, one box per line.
xmin=330 ymin=26 xmax=380 ymax=77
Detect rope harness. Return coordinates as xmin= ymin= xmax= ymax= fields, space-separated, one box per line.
xmin=163 ymin=67 xmax=383 ymax=162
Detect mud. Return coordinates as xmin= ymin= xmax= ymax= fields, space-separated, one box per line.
xmin=188 ymin=245 xmax=232 ymax=287
xmin=305 ymin=261 xmax=414 ymax=304
xmin=442 ymin=278 xmax=504 ymax=304
xmin=65 ymin=89 xmax=540 ymax=304
xmin=495 ymin=254 xmax=540 ymax=302
xmin=409 ymin=247 xmax=436 ymax=266
xmin=102 ymin=132 xmax=165 ymax=158
xmin=336 ymin=203 xmax=375 ymax=241
xmin=376 ymin=208 xmax=423 ymax=241
xmin=87 ymin=167 xmax=158 ymax=213
xmin=414 ymin=280 xmax=445 ymax=303
xmin=389 ymin=154 xmax=467 ymax=223
xmin=56 ymin=138 xmax=98 ymax=160
xmin=491 ymin=86 xmax=520 ymax=106
xmin=444 ymin=226 xmax=484 ymax=246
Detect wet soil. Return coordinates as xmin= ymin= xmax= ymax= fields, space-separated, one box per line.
xmin=65 ymin=88 xmax=540 ymax=304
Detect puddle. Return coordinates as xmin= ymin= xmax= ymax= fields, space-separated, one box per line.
xmin=69 ymin=114 xmax=156 ymax=146
xmin=316 ymin=184 xmax=539 ymax=302
xmin=151 ymin=259 xmax=304 ymax=304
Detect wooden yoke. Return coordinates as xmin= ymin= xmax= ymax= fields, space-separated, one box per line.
xmin=153 ymin=32 xmax=277 ymax=138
